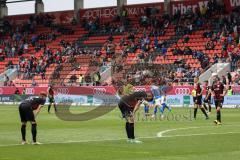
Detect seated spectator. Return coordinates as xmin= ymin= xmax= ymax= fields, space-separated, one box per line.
xmin=205 ymin=41 xmax=215 ymax=50
xmin=70 ymin=74 xmax=77 ymax=84
xmin=31 ymin=79 xmax=37 ymax=86
xmin=15 ymin=88 xmax=20 ymax=95
xmin=183 ymin=35 xmax=190 ymax=43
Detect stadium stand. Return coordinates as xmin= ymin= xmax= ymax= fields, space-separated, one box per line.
xmin=0 ymin=0 xmax=240 ymax=87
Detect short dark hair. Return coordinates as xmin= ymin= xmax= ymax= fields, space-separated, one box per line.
xmin=40 ymin=92 xmax=47 ymax=97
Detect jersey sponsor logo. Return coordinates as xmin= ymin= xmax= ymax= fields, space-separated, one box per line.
xmin=175 ymin=88 xmax=190 ymax=95
xmin=134 ymin=87 xmax=147 ymax=92
xmin=57 ymin=88 xmax=69 ymax=95
xmin=25 ymin=88 xmax=35 ymax=95
xmin=93 ymin=88 xmax=106 ymax=95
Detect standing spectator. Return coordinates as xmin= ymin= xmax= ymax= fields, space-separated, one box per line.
xmin=227 ymin=72 xmax=232 ymax=84
xmin=3 ymin=74 xmax=9 ymax=86
xmin=78 ymin=74 xmax=84 ymax=86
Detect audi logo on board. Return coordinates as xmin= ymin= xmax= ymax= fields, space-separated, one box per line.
xmin=57 ymin=88 xmax=69 ymax=94
xmin=175 ymin=88 xmax=190 ymax=95
xmin=25 ymin=88 xmax=35 ymax=95
xmin=93 ymin=88 xmax=106 ymax=95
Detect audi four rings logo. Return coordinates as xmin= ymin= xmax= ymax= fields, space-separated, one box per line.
xmin=93 ymin=88 xmax=106 ymax=95
xmin=57 ymin=88 xmax=69 ymax=94
xmin=134 ymin=88 xmax=147 ymax=92
xmin=175 ymin=88 xmax=190 ymax=95
xmin=26 ymin=88 xmax=35 ymax=95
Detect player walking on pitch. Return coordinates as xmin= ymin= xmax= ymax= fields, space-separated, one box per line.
xmin=159 ymin=92 xmax=171 ymax=118
xmin=118 ymin=91 xmax=147 ymax=143
xmin=47 ymin=85 xmax=57 ymax=113
xmin=19 ymin=92 xmax=47 ymax=145
xmin=211 ymin=76 xmax=227 ymax=125
xmin=203 ymin=80 xmax=212 ymax=114
xmin=193 ymin=82 xmax=209 ymax=120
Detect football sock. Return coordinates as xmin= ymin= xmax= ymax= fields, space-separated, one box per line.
xmin=31 ymin=123 xmax=37 ymax=142
xmin=201 ymin=108 xmax=208 ymax=118
xmin=54 ymin=104 xmax=57 ymax=112
xmin=21 ymin=124 xmax=26 ymax=141
xmin=48 ymin=105 xmax=51 ymax=113
xmin=129 ymin=123 xmax=135 ymax=139
xmin=203 ymin=104 xmax=208 ymax=111
xmin=217 ymin=110 xmax=221 ymax=122
xmin=125 ymin=122 xmax=131 ymax=139
xmin=154 ymin=107 xmax=157 ymax=114
xmin=209 ymin=105 xmax=211 ymax=112
xmin=194 ymin=108 xmax=198 ymax=119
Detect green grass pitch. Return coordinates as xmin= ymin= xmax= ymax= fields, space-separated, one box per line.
xmin=0 ymin=105 xmax=240 ymax=160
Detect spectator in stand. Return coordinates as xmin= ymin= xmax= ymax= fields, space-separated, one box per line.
xmin=3 ymin=74 xmax=9 ymax=86
xmin=15 ymin=88 xmax=20 ymax=95
xmin=31 ymin=79 xmax=37 ymax=86
xmin=205 ymin=41 xmax=215 ymax=50
xmin=227 ymin=72 xmax=232 ymax=84
xmin=78 ymin=74 xmax=84 ymax=86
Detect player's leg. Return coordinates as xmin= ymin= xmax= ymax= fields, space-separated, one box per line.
xmin=214 ymin=100 xmax=222 ymax=125
xmin=19 ymin=105 xmax=27 ymax=144
xmin=144 ymin=105 xmax=149 ymax=117
xmin=193 ymin=98 xmax=198 ymax=119
xmin=21 ymin=122 xmax=27 ymax=144
xmin=203 ymin=100 xmax=208 ymax=111
xmin=53 ymin=102 xmax=57 ymax=112
xmin=31 ymin=121 xmax=38 ymax=144
xmin=151 ymin=104 xmax=158 ymax=118
xmin=118 ymin=102 xmax=132 ymax=140
xmin=199 ymin=97 xmax=209 ymax=119
xmin=164 ymin=103 xmax=172 ymax=112
xmin=48 ymin=102 xmax=52 ymax=113
xmin=27 ymin=110 xmax=40 ymax=144
xmin=53 ymin=98 xmax=57 ymax=112
xmin=208 ymin=101 xmax=212 ymax=113
xmin=127 ymin=114 xmax=142 ymax=143
xmin=200 ymin=105 xmax=209 ymax=119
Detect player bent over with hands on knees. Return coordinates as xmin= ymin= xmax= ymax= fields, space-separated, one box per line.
xmin=19 ymin=92 xmax=47 ymax=145
xmin=118 ymin=90 xmax=147 ymax=144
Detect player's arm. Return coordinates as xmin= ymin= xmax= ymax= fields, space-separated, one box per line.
xmin=221 ymin=84 xmax=227 ymax=97
xmin=133 ymin=100 xmax=142 ymax=114
xmin=34 ymin=105 xmax=43 ymax=117
xmin=47 ymin=88 xmax=50 ymax=97
xmin=198 ymin=87 xmax=203 ymax=96
xmin=205 ymin=90 xmax=210 ymax=99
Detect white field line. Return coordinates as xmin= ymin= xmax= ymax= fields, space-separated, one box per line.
xmin=0 ymin=124 xmax=240 ymax=147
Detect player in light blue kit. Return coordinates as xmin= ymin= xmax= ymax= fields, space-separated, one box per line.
xmin=151 ymin=85 xmax=162 ymax=118
xmin=159 ymin=92 xmax=172 ymax=118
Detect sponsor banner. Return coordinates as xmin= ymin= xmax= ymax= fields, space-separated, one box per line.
xmin=224 ymin=0 xmax=240 ymax=11
xmin=6 ymin=10 xmax=73 ymax=25
xmin=55 ymin=94 xmax=88 ymax=104
xmin=0 ymin=86 xmax=117 ymax=95
xmin=170 ymin=0 xmax=209 ymax=15
xmin=79 ymin=3 xmax=163 ymax=20
xmin=93 ymin=95 xmax=119 ymax=105
xmin=1 ymin=86 xmax=240 ymax=96
xmin=224 ymin=95 xmax=240 ymax=105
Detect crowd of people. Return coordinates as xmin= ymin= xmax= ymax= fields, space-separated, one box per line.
xmin=0 ymin=0 xmax=240 ymax=87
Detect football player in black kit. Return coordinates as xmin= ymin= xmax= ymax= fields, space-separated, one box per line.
xmin=193 ymin=82 xmax=209 ymax=120
xmin=211 ymin=76 xmax=227 ymax=125
xmin=203 ymin=80 xmax=212 ymax=114
xmin=19 ymin=92 xmax=47 ymax=145
xmin=118 ymin=91 xmax=147 ymax=143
